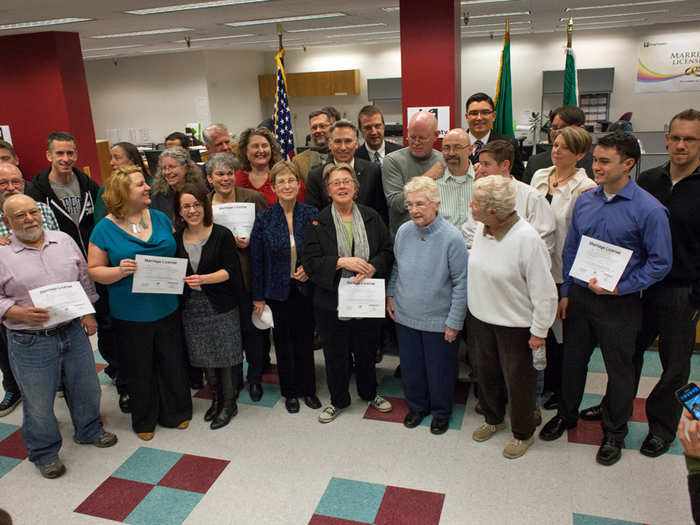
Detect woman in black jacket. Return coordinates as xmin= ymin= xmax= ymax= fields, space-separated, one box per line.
xmin=174 ymin=183 xmax=245 ymax=429
xmin=302 ymin=163 xmax=394 ymax=424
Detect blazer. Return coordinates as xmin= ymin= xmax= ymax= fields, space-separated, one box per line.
xmin=250 ymin=201 xmax=318 ymax=302
xmin=175 ymin=223 xmax=246 ymax=314
xmin=305 ymin=158 xmax=388 ymax=225
xmin=355 ymin=140 xmax=404 ymax=162
xmin=301 ymin=204 xmax=394 ymax=313
xmin=469 ymin=132 xmax=525 ymax=181
xmin=523 ymin=146 xmax=595 ymax=185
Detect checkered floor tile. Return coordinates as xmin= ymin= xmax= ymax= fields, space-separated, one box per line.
xmin=573 ymin=513 xmax=647 ymax=525
xmin=75 ymin=446 xmax=229 ymax=524
xmin=0 ymin=422 xmax=26 ymax=479
xmin=310 ymin=477 xmax=444 ymax=525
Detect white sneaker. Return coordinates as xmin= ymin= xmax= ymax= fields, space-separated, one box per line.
xmin=369 ymin=395 xmax=392 ymax=413
xmin=319 ymin=405 xmax=342 ymax=423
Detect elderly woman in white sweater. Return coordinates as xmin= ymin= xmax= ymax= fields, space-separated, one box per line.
xmin=468 ymin=175 xmax=557 ymax=459
xmin=386 ymin=176 xmax=468 ymax=435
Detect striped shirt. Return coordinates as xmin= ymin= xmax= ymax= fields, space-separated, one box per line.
xmin=437 ymin=164 xmax=475 ymax=229
xmin=0 ymin=202 xmax=60 ymax=237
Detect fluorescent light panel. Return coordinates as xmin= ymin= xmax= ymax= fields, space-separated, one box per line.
xmin=462 ymin=20 xmax=530 ymax=29
xmin=566 ymin=0 xmax=683 ymax=11
xmin=328 ymin=30 xmax=399 ymax=38
xmin=142 ymin=46 xmax=204 ymax=53
xmin=125 ymin=0 xmax=269 ymax=15
xmin=557 ymin=18 xmax=647 ymax=27
xmin=83 ymin=54 xmax=119 ymax=59
xmin=83 ymin=44 xmax=145 ymax=52
xmin=461 ymin=0 xmax=516 ymax=4
xmin=561 ymin=9 xmax=666 ymax=21
xmin=175 ymin=34 xmax=255 ymax=42
xmin=92 ymin=27 xmax=193 ymax=38
xmin=225 ymin=13 xmax=345 ymax=27
xmin=288 ymin=23 xmax=385 ymax=33
xmin=468 ymin=11 xmax=531 ymax=18
xmin=381 ymin=7 xmax=400 ymax=12
xmin=238 ymin=38 xmax=303 ymax=44
xmin=0 ymin=17 xmax=92 ymax=31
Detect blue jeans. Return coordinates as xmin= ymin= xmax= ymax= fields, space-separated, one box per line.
xmin=8 ymin=319 xmax=104 ymax=466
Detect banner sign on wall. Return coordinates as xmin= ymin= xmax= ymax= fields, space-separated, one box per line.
xmin=636 ymin=37 xmax=700 ymax=93
xmin=406 ymin=106 xmax=451 ymax=138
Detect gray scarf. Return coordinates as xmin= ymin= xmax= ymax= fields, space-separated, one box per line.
xmin=331 ymin=203 xmax=370 ymax=278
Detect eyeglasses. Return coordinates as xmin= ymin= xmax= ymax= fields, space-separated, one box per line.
xmin=0 ymin=179 xmax=23 ymax=188
xmin=405 ymin=201 xmax=429 ymax=210
xmin=467 ymin=110 xmax=493 ymax=117
xmin=328 ymin=178 xmax=354 ymax=188
xmin=442 ymin=144 xmax=469 ymax=153
xmin=275 ymin=177 xmax=298 ymax=187
xmin=12 ymin=209 xmax=41 ymax=220
xmin=668 ymin=135 xmax=700 ymax=144
xmin=181 ymin=202 xmax=203 ymax=211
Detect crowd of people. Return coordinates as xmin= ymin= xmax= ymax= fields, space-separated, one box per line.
xmin=0 ymin=99 xmax=698 ymax=491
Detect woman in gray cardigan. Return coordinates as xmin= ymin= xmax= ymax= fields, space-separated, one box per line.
xmin=386 ymin=176 xmax=468 ymax=435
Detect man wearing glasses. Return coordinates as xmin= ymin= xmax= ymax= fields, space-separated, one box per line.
xmin=465 ymin=92 xmax=525 ymax=181
xmin=436 ymin=129 xmax=474 ymax=229
xmin=579 ymin=109 xmax=700 ymax=459
xmin=383 ymin=111 xmax=443 ymax=235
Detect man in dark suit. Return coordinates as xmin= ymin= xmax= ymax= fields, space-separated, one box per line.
xmin=465 ymin=92 xmax=525 ymax=181
xmin=522 ymin=105 xmax=594 ymax=184
xmin=355 ymin=105 xmax=403 ymax=166
xmin=306 ymin=119 xmax=387 ymax=223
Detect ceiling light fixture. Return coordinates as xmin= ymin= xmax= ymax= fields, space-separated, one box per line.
xmin=175 ymin=34 xmax=255 ymax=42
xmin=468 ymin=10 xmax=530 ymax=18
xmin=0 ymin=17 xmax=93 ymax=31
xmin=381 ymin=7 xmax=400 ymax=12
xmin=125 ymin=0 xmax=270 ymax=15
xmin=560 ymin=9 xmax=666 ymax=21
xmin=461 ymin=20 xmax=530 ymax=29
xmin=557 ymin=18 xmax=647 ymax=27
xmin=225 ymin=13 xmax=345 ymax=27
xmin=565 ymin=0 xmax=683 ymax=11
xmin=92 ymin=27 xmax=193 ymax=38
xmin=328 ymin=30 xmax=399 ymax=38
xmin=461 ymin=0 xmax=515 ymax=4
xmin=288 ymin=23 xmax=385 ymax=33
xmin=237 ymin=38 xmax=303 ymax=44
xmin=83 ymin=44 xmax=145 ymax=52
xmin=142 ymin=46 xmax=204 ymax=53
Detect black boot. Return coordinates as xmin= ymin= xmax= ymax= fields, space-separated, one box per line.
xmin=204 ymin=368 xmax=220 ymax=422
xmin=211 ymin=398 xmax=237 ymax=429
xmin=211 ymin=366 xmax=236 ymax=429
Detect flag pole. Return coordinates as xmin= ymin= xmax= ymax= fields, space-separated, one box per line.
xmin=567 ymin=16 xmax=573 ymax=49
xmin=277 ymin=22 xmax=283 ymax=52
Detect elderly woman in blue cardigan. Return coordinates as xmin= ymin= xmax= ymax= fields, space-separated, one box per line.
xmin=250 ymin=160 xmax=321 ymax=414
xmin=386 ymin=176 xmax=469 ymax=435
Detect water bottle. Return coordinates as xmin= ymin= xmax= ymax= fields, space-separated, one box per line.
xmin=532 ymin=345 xmax=547 ymax=371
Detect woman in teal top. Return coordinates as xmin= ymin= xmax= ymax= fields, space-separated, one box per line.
xmin=88 ymin=165 xmax=192 ymax=441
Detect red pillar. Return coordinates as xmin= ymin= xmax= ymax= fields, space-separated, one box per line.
xmin=0 ymin=32 xmax=101 ymax=182
xmin=399 ymin=0 xmax=462 ymax=144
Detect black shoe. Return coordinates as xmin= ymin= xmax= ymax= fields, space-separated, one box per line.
xmin=640 ymin=433 xmax=670 ymax=458
xmin=580 ymin=404 xmax=603 ymax=421
xmin=430 ymin=417 xmax=450 ymax=435
xmin=75 ymin=431 xmax=118 ymax=448
xmin=539 ymin=416 xmax=576 ymax=441
xmin=249 ymin=383 xmax=263 ymax=402
xmin=596 ymin=435 xmax=623 ymax=466
xmin=304 ymin=395 xmax=322 ymax=409
xmin=211 ymin=400 xmax=237 ymax=430
xmin=119 ymin=394 xmax=131 ymax=414
xmin=204 ymin=393 xmax=221 ymax=422
xmin=394 ymin=365 xmax=401 ymax=378
xmin=37 ymin=460 xmax=66 ymax=479
xmin=0 ymin=391 xmax=21 ymax=417
xmin=543 ymin=394 xmax=560 ymax=410
xmin=403 ymin=411 xmax=429 ymax=429
xmin=285 ymin=397 xmax=300 ymax=413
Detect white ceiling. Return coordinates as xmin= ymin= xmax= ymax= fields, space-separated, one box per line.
xmin=0 ymin=0 xmax=698 ymax=60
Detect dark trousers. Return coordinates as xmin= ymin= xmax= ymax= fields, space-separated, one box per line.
xmin=113 ymin=311 xmax=193 ymax=433
xmin=558 ymin=285 xmax=641 ymax=439
xmin=396 ymin=323 xmax=458 ymax=418
xmin=543 ymin=285 xmax=564 ymax=397
xmin=316 ymin=309 xmax=380 ymax=409
xmin=268 ymin=284 xmax=316 ymax=398
xmin=0 ymin=325 xmax=19 ymax=394
xmin=93 ymin=284 xmax=126 ymax=394
xmin=470 ymin=313 xmax=536 ymax=440
xmin=633 ymin=282 xmax=697 ymax=442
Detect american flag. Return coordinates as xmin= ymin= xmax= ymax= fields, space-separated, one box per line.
xmin=274 ymin=48 xmax=295 ymax=159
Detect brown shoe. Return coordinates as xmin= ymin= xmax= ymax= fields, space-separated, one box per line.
xmin=37 ymin=460 xmax=66 ymax=479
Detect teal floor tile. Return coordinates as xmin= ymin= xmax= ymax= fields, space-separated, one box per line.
xmin=0 ymin=422 xmax=20 ymax=442
xmin=98 ymin=369 xmax=113 ymax=386
xmin=124 ymin=485 xmax=202 ymax=525
xmin=419 ymin=404 xmax=466 ymax=431
xmin=314 ymin=477 xmax=386 ymax=524
xmin=376 ymin=375 xmax=405 ymax=399
xmin=113 ymin=447 xmax=183 ymax=485
xmin=626 ymin=421 xmax=683 ymax=455
xmin=0 ymin=456 xmax=22 ymax=479
xmin=581 ymin=393 xmax=603 ymax=409
xmin=238 ymin=383 xmax=281 ymax=408
xmin=586 ymin=348 xmax=699 ymax=380
xmin=573 ymin=512 xmax=642 ymax=525
xmin=93 ymin=349 xmax=107 ymax=365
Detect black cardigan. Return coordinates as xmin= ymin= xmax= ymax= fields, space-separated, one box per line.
xmin=301 ymin=204 xmax=394 ymax=313
xmin=175 ymin=223 xmax=247 ymax=314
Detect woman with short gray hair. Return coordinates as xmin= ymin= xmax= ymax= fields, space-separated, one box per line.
xmin=386 ymin=176 xmax=468 ymax=435
xmin=467 ymin=175 xmax=557 ymax=459
xmin=150 ymin=147 xmax=205 ymax=220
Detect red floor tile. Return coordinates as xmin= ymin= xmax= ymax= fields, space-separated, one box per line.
xmin=374 ymin=486 xmax=444 ymax=525
xmin=193 ymin=384 xmax=213 ymax=400
xmin=74 ymin=476 xmax=153 ymax=521
xmin=158 ymin=454 xmax=229 ymax=494
xmin=630 ymin=397 xmax=647 ymax=423
xmin=0 ymin=429 xmax=27 ymax=460
xmin=261 ymin=364 xmax=280 ymax=385
xmin=567 ymin=419 xmax=626 ymax=448
xmin=308 ymin=515 xmax=369 ymax=525
xmin=95 ymin=363 xmax=107 ymax=373
xmin=363 ymin=396 xmax=409 ymax=423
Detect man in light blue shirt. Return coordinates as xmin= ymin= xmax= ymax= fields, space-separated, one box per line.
xmin=436 ymin=129 xmax=474 ymax=229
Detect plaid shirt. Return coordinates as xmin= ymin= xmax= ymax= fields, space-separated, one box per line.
xmin=0 ymin=201 xmax=60 ymax=237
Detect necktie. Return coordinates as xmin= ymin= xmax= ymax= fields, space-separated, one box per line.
xmin=373 ymin=151 xmax=381 ymax=166
xmin=471 ymin=140 xmax=483 ymax=163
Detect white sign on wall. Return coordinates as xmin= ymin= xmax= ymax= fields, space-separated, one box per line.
xmin=636 ymin=37 xmax=700 ymax=93
xmin=0 ymin=125 xmax=12 ymax=144
xmin=406 ymin=106 xmax=451 ymax=138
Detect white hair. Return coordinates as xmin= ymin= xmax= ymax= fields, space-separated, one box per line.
xmin=403 ymin=176 xmax=440 ymax=204
xmin=472 ymin=175 xmax=516 ymax=220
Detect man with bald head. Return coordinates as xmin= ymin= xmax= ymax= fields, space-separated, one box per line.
xmin=435 ymin=129 xmax=474 ymax=228
xmin=0 ymin=164 xmax=61 ymax=418
xmin=0 ymin=194 xmax=117 ymax=479
xmin=383 ymin=111 xmax=443 ymax=234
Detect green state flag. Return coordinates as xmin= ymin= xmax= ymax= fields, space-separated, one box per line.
xmin=493 ymin=29 xmax=514 ymax=137
xmin=563 ymin=48 xmax=578 ymax=106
